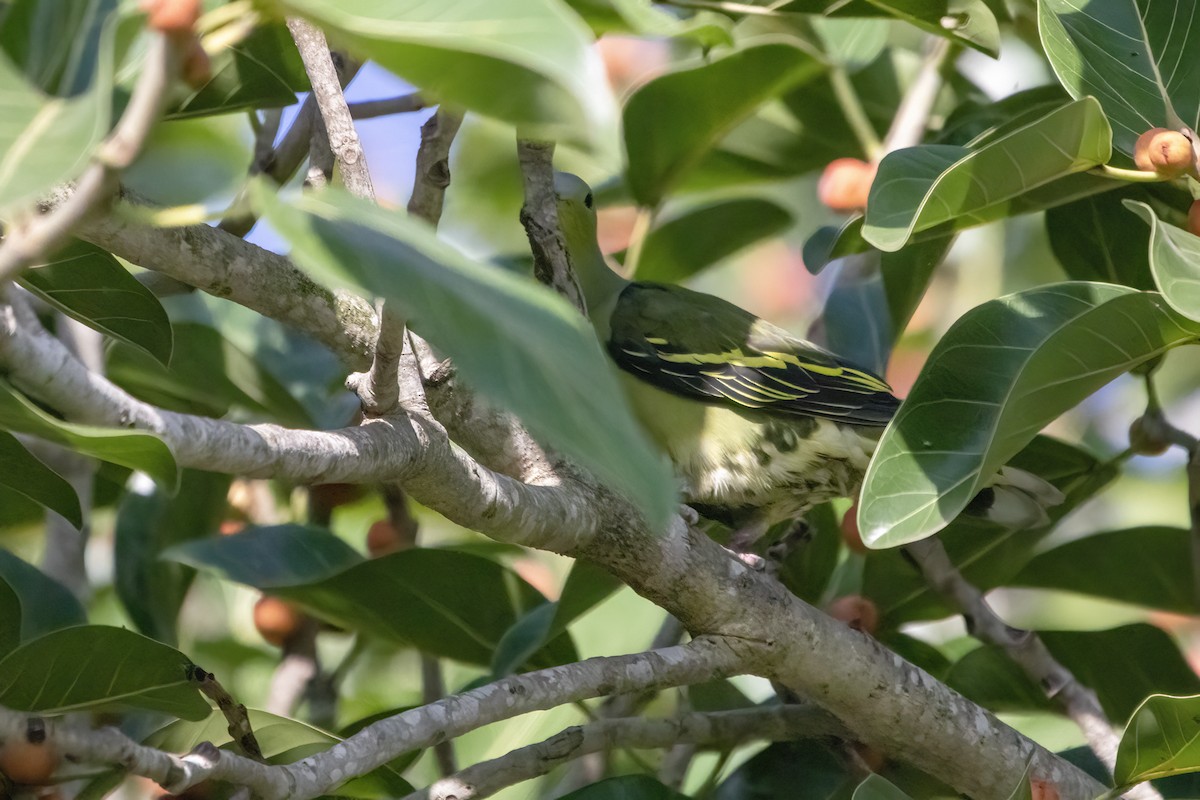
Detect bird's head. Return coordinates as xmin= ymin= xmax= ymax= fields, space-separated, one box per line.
xmin=553 ymin=172 xmax=598 ymax=254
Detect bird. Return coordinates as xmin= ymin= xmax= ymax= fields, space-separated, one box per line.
xmin=552 ymin=172 xmax=1063 ymax=548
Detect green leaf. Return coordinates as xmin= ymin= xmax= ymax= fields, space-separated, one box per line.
xmin=0 ymin=626 xmax=208 ymax=719
xmin=169 ymin=24 xmax=309 ymax=119
xmin=551 ymin=558 xmax=624 ymax=633
xmin=813 ymin=17 xmax=889 ymax=71
xmin=148 ymin=708 xmax=414 ymax=797
xmin=281 ymin=0 xmax=616 ymax=155
xmin=1003 ymin=762 xmax=1035 ymax=800
xmin=0 ymin=378 xmax=178 ymax=491
xmin=624 ymin=43 xmax=824 ymax=206
xmin=1039 ymin=0 xmax=1200 ymax=157
xmin=716 ymin=740 xmax=854 ymax=799
xmin=491 ymin=602 xmax=580 ymax=676
xmin=1116 ymin=694 xmax=1200 ymax=785
xmin=115 ymin=470 xmax=232 ymax=645
xmin=0 ymin=550 xmax=86 ymax=649
xmin=1126 ymin=200 xmax=1200 ymax=321
xmin=164 ymin=524 xmax=364 ymax=588
xmin=776 ymin=502 xmax=842 ymax=605
xmin=859 ymin=283 xmax=1200 ymax=547
xmin=255 ymin=185 xmax=675 ymax=528
xmin=106 ymin=322 xmax=314 ymax=427
xmin=773 ymin=0 xmax=1001 ymax=55
xmin=0 ymin=431 xmax=81 ymax=526
xmin=123 ymin=115 xmax=253 ymax=207
xmin=559 ymin=775 xmax=688 ymax=799
xmin=566 ymin=0 xmax=733 ymax=45
xmin=1046 ymin=190 xmax=1153 ymax=290
xmin=168 ymin=528 xmax=553 ymax=666
xmin=1013 ymin=527 xmax=1195 ymax=613
xmin=949 ymin=625 xmax=1200 ymax=723
xmin=852 ymin=773 xmax=913 ymax=800
xmin=21 ymin=239 xmax=173 ymax=365
xmin=864 ymin=436 xmax=1117 ymax=624
xmin=0 ymin=579 xmax=17 ymax=657
xmin=938 ymin=86 xmax=1070 ymax=147
xmin=632 ymin=198 xmax=793 ymax=282
xmin=0 ymin=2 xmax=117 ymax=215
xmin=862 ymin=98 xmax=1112 ymax=251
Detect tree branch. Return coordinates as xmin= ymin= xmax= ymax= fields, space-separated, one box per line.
xmin=411 ymin=704 xmax=847 ymax=800
xmin=905 ymin=537 xmax=1156 ymax=799
xmin=517 ymin=140 xmax=586 ymax=314
xmin=0 ymin=34 xmax=178 ymax=284
xmin=350 ymin=93 xmax=428 ymax=119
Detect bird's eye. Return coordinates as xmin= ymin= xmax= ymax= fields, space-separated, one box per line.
xmin=584 ymin=192 xmax=593 ymax=209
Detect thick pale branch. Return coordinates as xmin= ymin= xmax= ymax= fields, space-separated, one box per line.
xmin=413 ymin=704 xmax=847 ymax=800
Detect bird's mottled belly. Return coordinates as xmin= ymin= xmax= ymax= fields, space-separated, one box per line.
xmin=620 ymin=374 xmax=878 ymax=521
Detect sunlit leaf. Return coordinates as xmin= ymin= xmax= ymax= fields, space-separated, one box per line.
xmin=1126 ymin=200 xmax=1200 ymax=321
xmin=170 ymin=24 xmax=308 ymax=118
xmin=0 ymin=379 xmax=178 ymax=491
xmin=863 ymin=98 xmax=1111 ymax=251
xmin=860 ymin=283 xmax=1199 ymax=547
xmin=281 ymin=0 xmax=617 ymax=155
xmin=0 ymin=626 xmax=208 ymax=719
xmin=21 ymin=239 xmax=173 ymax=365
xmin=633 ymin=198 xmax=793 ymax=282
xmin=624 ymin=43 xmax=823 ymax=206
xmin=1039 ymin=0 xmax=1200 ymax=157
xmin=1116 ymin=694 xmax=1200 ymax=785
xmin=255 ymin=184 xmax=675 ymax=528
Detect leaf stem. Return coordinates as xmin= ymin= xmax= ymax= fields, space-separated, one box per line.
xmin=624 ymin=207 xmax=657 ymax=278
xmin=1091 ymin=164 xmax=1168 ymax=183
xmin=829 ymin=67 xmax=883 ymax=161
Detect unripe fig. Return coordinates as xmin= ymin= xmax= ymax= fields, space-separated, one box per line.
xmin=818 ymin=158 xmax=876 ymax=213
xmin=826 ymin=595 xmax=879 ymax=634
xmin=141 ymin=0 xmax=201 ymax=35
xmin=253 ymin=596 xmax=303 ymax=647
xmin=1189 ymin=199 xmax=1200 ymax=236
xmin=1030 ymin=779 xmax=1060 ymax=800
xmin=0 ymin=737 xmax=59 ymax=785
xmin=840 ymin=504 xmax=868 ymax=554
xmin=366 ymin=519 xmax=403 ymax=557
xmin=1129 ymin=416 xmax=1171 ymax=456
xmin=1133 ymin=128 xmax=1194 ymax=177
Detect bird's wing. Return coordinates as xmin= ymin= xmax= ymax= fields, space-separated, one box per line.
xmin=607 ymin=283 xmax=900 ymax=426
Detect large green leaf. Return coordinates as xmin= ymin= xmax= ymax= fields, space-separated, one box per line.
xmin=1039 ymin=0 xmax=1200 ymax=157
xmin=859 ymin=283 xmax=1199 ymax=548
xmin=0 ymin=379 xmax=178 ymax=491
xmin=147 ymin=708 xmax=414 ymax=797
xmin=170 ymin=24 xmax=309 ymax=119
xmin=1013 ymin=527 xmax=1195 ymax=613
xmin=864 ymin=437 xmax=1117 ymax=624
xmin=0 ymin=550 xmax=86 ymax=653
xmin=22 ymin=239 xmax=173 ymax=366
xmin=948 ymin=625 xmax=1200 ymax=723
xmin=760 ymin=0 xmax=1001 ymax=55
xmin=862 ymin=98 xmax=1112 ymax=252
xmin=106 ymin=322 xmax=313 ymax=427
xmin=1116 ymin=695 xmax=1200 ymax=786
xmin=853 ymin=774 xmax=913 ymax=800
xmin=255 ymin=185 xmax=675 ymax=528
xmin=560 ymin=775 xmax=688 ymax=799
xmin=0 ymin=431 xmax=81 ymax=526
xmin=115 ymin=470 xmax=232 ymax=645
xmin=0 ymin=0 xmax=119 ymax=215
xmin=281 ymin=0 xmax=616 ymax=155
xmin=0 ymin=626 xmax=208 ymax=719
xmin=1126 ymin=200 xmax=1200 ymax=322
xmin=1046 ymin=190 xmax=1153 ymax=290
xmin=624 ymin=43 xmax=824 ymax=206
xmin=168 ymin=527 xmax=553 ymax=666
xmin=632 ymin=198 xmax=793 ymax=283
xmin=716 ymin=740 xmax=855 ymax=800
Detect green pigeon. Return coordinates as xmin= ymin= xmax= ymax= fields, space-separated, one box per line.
xmin=553 ymin=172 xmax=1063 ymax=546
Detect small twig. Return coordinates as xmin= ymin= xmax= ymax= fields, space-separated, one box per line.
xmin=350 ymin=93 xmax=428 ymax=120
xmin=658 ymin=0 xmax=785 ymax=15
xmin=408 ymin=705 xmax=846 ymax=800
xmin=905 ymin=538 xmax=1162 ymax=800
xmin=264 ymin=617 xmax=322 ymax=719
xmin=517 ymin=140 xmax=586 ymax=314
xmin=190 ymin=666 xmax=264 ymax=762
xmin=382 ymin=483 xmax=420 ymax=548
xmin=829 ymin=68 xmax=883 ymax=161
xmin=251 ymin=108 xmax=283 ymax=174
xmin=0 ymin=34 xmax=179 ymax=284
xmin=422 ymin=657 xmax=458 ymax=777
xmin=880 ymin=36 xmax=955 ymax=155
xmin=306 ymin=110 xmax=335 ymax=189
xmin=286 ymin=18 xmax=374 ymax=200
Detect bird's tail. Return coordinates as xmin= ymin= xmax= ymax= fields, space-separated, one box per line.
xmin=965 ymin=466 xmax=1065 ymax=529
